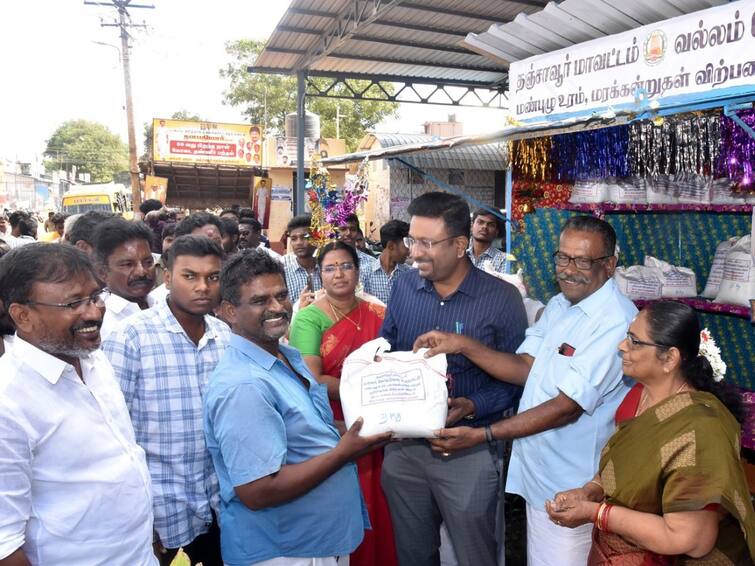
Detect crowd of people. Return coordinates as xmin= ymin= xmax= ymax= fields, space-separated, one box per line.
xmin=0 ymin=191 xmax=753 ymax=566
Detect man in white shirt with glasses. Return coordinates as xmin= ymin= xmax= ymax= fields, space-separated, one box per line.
xmin=0 ymin=243 xmax=157 ymax=566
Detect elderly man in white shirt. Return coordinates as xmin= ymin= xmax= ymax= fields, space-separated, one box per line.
xmin=0 ymin=243 xmax=157 ymax=566
xmin=93 ymin=217 xmax=158 ymax=339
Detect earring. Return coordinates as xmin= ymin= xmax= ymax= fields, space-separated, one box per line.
xmin=663 ymin=367 xmax=670 ymax=373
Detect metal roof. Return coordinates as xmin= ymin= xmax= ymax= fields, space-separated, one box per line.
xmin=464 ymin=0 xmax=729 ymax=65
xmin=252 ymin=0 xmax=548 ymax=89
xmin=362 ymin=133 xmax=508 ymax=170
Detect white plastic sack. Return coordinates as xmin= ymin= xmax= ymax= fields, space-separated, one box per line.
xmin=702 ymin=237 xmax=740 ymax=299
xmin=569 ymin=180 xmax=609 ymax=204
xmin=608 ymin=177 xmax=647 ymax=204
xmin=676 ymin=174 xmax=712 ymax=204
xmin=340 ymin=338 xmax=448 ymax=438
xmin=646 ymin=175 xmax=678 ymax=204
xmin=480 ymin=265 xmax=527 ymax=297
xmin=614 ymin=265 xmax=663 ymax=300
xmin=714 ymin=235 xmax=755 ymax=307
xmin=644 ymin=256 xmax=697 ymax=298
xmin=710 ymin=178 xmax=743 ymax=204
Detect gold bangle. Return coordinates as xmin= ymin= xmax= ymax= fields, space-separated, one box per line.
xmin=595 ymin=503 xmax=607 ymax=530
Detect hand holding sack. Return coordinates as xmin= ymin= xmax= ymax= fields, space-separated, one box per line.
xmin=340 ymin=338 xmax=448 ymax=438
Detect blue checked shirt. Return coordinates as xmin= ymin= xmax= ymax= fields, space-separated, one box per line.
xmin=102 ymin=299 xmax=232 ymax=549
xmin=381 ymin=263 xmax=528 ymax=426
xmin=363 ymin=256 xmax=412 ymax=304
xmin=356 ymin=249 xmax=379 ymax=289
xmin=467 ymin=245 xmax=508 ymax=272
xmin=283 ymin=253 xmax=322 ymax=304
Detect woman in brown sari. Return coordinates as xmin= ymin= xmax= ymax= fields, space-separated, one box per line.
xmin=547 ymin=301 xmax=755 ymax=565
xmin=288 ymin=240 xmax=397 ymax=566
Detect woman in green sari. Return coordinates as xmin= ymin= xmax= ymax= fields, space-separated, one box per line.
xmin=547 ymin=301 xmax=755 ymax=565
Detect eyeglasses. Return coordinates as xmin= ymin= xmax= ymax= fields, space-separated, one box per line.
xmin=321 ymin=262 xmax=356 ymax=275
xmin=552 ymin=251 xmax=612 ymax=270
xmin=403 ymin=235 xmax=457 ymax=251
xmin=23 ymin=289 xmax=111 ymax=313
xmin=625 ymin=332 xmax=670 ymax=350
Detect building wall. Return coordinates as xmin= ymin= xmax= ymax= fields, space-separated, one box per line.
xmin=386 ymin=166 xmax=497 ymax=222
xmin=363 ymin=158 xmax=391 ymax=239
xmin=266 ymin=166 xmax=347 ymax=248
xmin=0 ymin=172 xmax=36 ymax=209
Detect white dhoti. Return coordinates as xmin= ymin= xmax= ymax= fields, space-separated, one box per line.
xmin=526 ymin=503 xmax=592 ymax=566
xmin=248 ymin=556 xmax=347 ymax=566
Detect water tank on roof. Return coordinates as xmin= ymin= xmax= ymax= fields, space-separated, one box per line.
xmin=285 ymin=111 xmax=320 ymax=139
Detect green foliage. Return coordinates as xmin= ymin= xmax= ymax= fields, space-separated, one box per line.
xmin=43 ymin=120 xmax=128 ymax=183
xmin=142 ymin=110 xmax=203 ymax=160
xmin=220 ymin=39 xmax=399 ymax=152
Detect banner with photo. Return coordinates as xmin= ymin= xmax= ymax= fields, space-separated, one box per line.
xmin=152 ymin=119 xmax=263 ymax=166
xmin=144 ymin=175 xmax=168 ymax=203
xmin=253 ymin=177 xmax=272 ymax=229
xmin=509 ymin=1 xmax=755 ymax=122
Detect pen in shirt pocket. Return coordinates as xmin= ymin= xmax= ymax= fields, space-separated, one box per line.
xmin=454 ymin=321 xmax=464 ymax=334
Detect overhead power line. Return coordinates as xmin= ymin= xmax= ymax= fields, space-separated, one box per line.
xmin=85 ymin=0 xmax=154 ymax=208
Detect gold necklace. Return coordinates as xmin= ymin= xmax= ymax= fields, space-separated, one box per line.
xmin=636 ymin=381 xmax=689 ymax=416
xmin=326 ymin=297 xmax=362 ymax=331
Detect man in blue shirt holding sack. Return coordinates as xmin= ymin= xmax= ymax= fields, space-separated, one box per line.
xmin=415 ymin=215 xmax=637 ymax=566
xmin=380 ymin=192 xmax=528 ymax=566
xmin=204 ymin=249 xmax=391 ymax=566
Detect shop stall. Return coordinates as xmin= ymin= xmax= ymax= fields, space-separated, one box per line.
xmin=497 ymin=1 xmax=754 ymax=396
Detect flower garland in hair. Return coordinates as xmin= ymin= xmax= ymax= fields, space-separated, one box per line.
xmin=698 ymin=328 xmax=727 ymax=382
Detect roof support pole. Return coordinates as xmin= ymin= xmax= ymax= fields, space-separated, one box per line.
xmin=504 ymin=167 xmax=513 ymax=274
xmin=295 ymin=71 xmax=307 ymax=215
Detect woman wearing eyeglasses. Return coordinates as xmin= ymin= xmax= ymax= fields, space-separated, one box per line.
xmin=288 ymin=240 xmax=397 ymax=566
xmin=547 ymin=301 xmax=755 ymax=564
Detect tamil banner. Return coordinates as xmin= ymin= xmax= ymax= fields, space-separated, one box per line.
xmin=509 ymin=1 xmax=755 ymax=122
xmin=152 ymin=119 xmax=263 ymax=167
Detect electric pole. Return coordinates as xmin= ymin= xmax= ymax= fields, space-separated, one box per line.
xmin=85 ymin=0 xmax=153 ymax=210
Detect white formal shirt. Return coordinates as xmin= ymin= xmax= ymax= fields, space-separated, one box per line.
xmin=0 ymin=337 xmax=157 ymax=565
xmin=101 ymin=291 xmax=157 ymax=340
xmin=258 ymin=242 xmax=282 ymax=260
xmin=148 ymin=283 xmax=169 ymax=304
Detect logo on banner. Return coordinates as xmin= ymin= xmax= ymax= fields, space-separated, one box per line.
xmin=644 ymin=30 xmax=667 ymax=66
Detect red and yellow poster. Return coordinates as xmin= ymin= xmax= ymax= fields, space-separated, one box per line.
xmin=152 ymin=119 xmax=263 ymax=167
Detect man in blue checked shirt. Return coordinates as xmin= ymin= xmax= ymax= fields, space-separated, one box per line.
xmin=282 ymin=214 xmax=321 ymax=306
xmin=380 ymin=192 xmax=527 ymax=566
xmin=416 ymin=216 xmax=636 ymax=566
xmin=467 ymin=209 xmax=509 ymax=272
xmin=337 ymin=213 xmax=379 ymax=290
xmin=103 ymin=235 xmax=231 ymax=566
xmin=204 ymin=249 xmax=391 ymax=566
xmin=363 ymin=219 xmax=412 ymax=304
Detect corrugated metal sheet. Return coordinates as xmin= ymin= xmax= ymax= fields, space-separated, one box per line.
xmin=353 ymin=133 xmax=508 ymax=170
xmin=253 ymin=0 xmax=544 ymax=86
xmin=464 ymin=0 xmax=729 ymax=66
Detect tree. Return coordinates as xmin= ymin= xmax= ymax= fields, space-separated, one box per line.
xmin=220 ymin=40 xmax=399 ymax=152
xmin=44 ymin=120 xmax=128 ymax=183
xmin=142 ymin=110 xmax=203 ymax=160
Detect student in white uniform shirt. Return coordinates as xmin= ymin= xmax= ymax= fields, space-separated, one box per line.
xmin=0 ymin=243 xmax=157 ymax=566
xmin=93 ymin=217 xmax=157 ymax=339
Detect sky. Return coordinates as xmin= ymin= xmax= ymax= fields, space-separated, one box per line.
xmin=0 ymin=1 xmax=507 ymax=163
